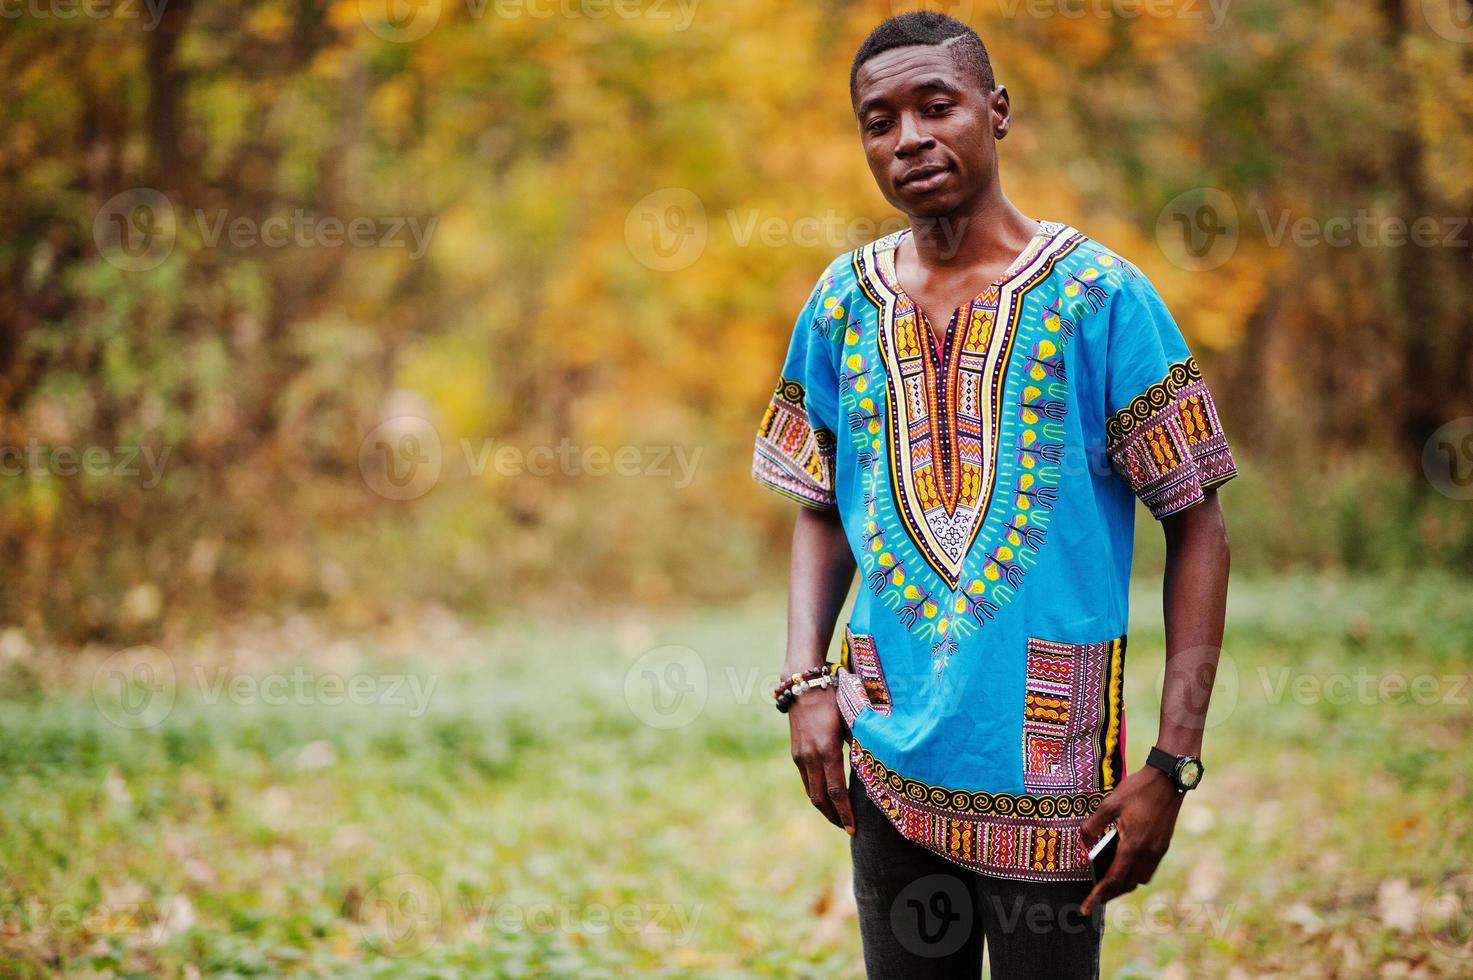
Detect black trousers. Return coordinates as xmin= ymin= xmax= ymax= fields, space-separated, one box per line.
xmin=849 ymin=769 xmax=1104 ymax=979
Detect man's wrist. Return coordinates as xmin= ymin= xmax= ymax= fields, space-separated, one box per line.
xmin=773 ymin=663 xmax=839 ymax=712
xmin=783 ymin=650 xmax=830 ymax=674
xmin=1145 ymin=745 xmax=1205 ymax=792
xmin=1152 ymin=727 xmax=1204 ymax=757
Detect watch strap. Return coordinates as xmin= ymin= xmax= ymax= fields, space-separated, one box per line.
xmin=1146 ymin=746 xmax=1180 ymax=777
xmin=1146 ymin=746 xmax=1194 ymax=791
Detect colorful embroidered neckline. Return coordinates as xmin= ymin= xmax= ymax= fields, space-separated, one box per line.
xmin=852 ymin=221 xmax=1074 ymax=590
xmin=879 ymin=220 xmax=1061 ymax=316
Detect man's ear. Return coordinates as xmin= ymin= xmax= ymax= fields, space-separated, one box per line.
xmin=991 ymin=85 xmax=1012 ymax=141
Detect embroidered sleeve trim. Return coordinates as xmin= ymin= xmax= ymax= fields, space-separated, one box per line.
xmin=1105 ymin=357 xmax=1237 ymax=519
xmin=752 ymin=377 xmax=838 ymax=510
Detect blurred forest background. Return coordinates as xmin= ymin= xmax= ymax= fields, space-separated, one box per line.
xmin=2 ymin=0 xmax=1471 ymax=637
xmin=4 ymin=1 xmax=1473 ymax=977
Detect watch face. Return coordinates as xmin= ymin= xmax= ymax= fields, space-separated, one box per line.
xmin=1178 ymin=758 xmax=1204 ymax=789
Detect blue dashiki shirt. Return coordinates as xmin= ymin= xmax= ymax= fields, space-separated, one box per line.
xmin=752 ymin=220 xmax=1238 ymax=883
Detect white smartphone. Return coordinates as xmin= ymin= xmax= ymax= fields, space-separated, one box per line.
xmin=1088 ymin=826 xmax=1119 ymax=882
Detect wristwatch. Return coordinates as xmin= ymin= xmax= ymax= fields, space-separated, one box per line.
xmin=1146 ymin=746 xmax=1205 ymax=793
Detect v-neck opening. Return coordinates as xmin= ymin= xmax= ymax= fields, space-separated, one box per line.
xmin=871 ymin=219 xmax=1063 ymax=521
xmin=883 ymin=219 xmax=1057 ymax=367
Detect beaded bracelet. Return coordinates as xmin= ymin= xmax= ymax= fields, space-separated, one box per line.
xmin=773 ymin=662 xmax=839 ymax=713
xmin=773 ymin=663 xmax=835 ymax=699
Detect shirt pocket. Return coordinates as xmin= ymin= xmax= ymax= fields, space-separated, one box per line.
xmin=1022 ymin=633 xmax=1128 ymax=794
xmin=836 ymin=626 xmax=893 ymax=729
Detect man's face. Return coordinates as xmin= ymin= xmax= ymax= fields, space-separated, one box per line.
xmin=852 ymin=44 xmax=1004 ymax=220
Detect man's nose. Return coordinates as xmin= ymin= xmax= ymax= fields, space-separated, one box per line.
xmin=895 ymin=112 xmax=935 ymax=157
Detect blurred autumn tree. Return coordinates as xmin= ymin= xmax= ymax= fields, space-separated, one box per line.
xmin=1 ymin=0 xmax=1469 ymax=641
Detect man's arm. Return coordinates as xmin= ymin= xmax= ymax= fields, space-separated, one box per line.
xmin=1080 ymin=490 xmax=1230 ymax=915
xmin=785 ymin=506 xmax=859 ymax=835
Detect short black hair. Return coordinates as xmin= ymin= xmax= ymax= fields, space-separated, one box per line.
xmin=850 ymin=12 xmax=995 ymax=107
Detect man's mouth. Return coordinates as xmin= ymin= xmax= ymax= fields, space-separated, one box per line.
xmin=899 ymin=164 xmax=951 ymax=191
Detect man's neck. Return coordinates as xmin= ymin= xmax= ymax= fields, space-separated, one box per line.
xmin=905 ymin=195 xmax=1037 ymax=272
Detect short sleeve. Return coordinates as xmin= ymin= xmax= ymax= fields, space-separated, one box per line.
xmin=1102 ymin=269 xmax=1238 ymax=519
xmin=752 ymin=272 xmax=841 ymax=510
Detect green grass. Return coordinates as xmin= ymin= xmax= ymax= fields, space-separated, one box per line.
xmin=2 ymin=573 xmax=1471 ymax=977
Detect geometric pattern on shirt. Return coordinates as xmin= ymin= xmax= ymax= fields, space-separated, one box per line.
xmin=1105 ymin=357 xmax=1238 ymax=519
xmin=836 ymin=627 xmax=889 ymax=725
xmin=847 ymin=230 xmax=1141 ymax=659
xmin=1023 ymin=634 xmax=1127 ymax=794
xmin=752 ymin=377 xmax=838 ymax=510
xmin=841 ymin=626 xmax=892 ymax=714
xmin=856 ymin=224 xmax=1071 ymax=589
xmin=850 ymin=738 xmax=1106 ymax=883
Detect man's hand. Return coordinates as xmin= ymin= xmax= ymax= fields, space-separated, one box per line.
xmin=783 ymin=506 xmax=859 ymax=835
xmin=1077 ymin=766 xmax=1185 ymax=916
xmin=788 ymin=686 xmax=856 ymax=835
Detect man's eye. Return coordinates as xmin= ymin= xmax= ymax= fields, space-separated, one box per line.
xmin=866 ymin=120 xmax=892 ymax=135
xmin=927 ymin=102 xmax=954 ymax=114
